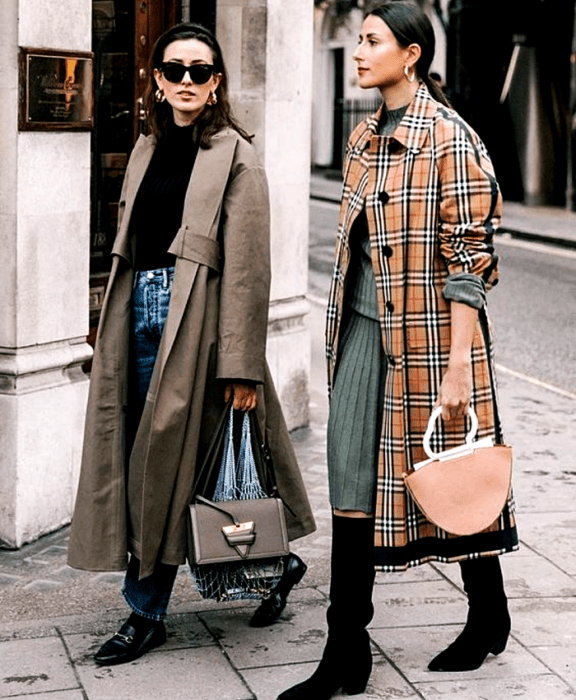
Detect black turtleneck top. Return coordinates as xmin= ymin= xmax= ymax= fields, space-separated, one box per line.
xmin=130 ymin=122 xmax=199 ymax=271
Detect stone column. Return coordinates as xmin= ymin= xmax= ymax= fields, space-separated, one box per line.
xmin=217 ymin=0 xmax=314 ymax=430
xmin=0 ymin=0 xmax=92 ymax=547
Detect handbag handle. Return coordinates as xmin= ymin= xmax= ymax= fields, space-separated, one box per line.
xmin=195 ymin=494 xmax=241 ymax=526
xmin=423 ymin=406 xmax=478 ymax=460
xmin=190 ymin=401 xmax=234 ymax=500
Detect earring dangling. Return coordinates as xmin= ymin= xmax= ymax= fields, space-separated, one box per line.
xmin=207 ymin=91 xmax=218 ymax=106
xmin=404 ymin=65 xmax=415 ymax=83
xmin=155 ymin=88 xmax=165 ymax=103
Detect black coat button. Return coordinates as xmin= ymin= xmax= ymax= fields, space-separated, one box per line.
xmin=382 ymin=245 xmax=393 ymax=258
xmin=388 ymin=356 xmax=396 ymax=367
xmin=386 ymin=301 xmax=394 ymax=313
xmin=378 ymin=191 xmax=389 ymax=203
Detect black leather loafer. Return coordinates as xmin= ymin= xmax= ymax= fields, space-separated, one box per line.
xmin=94 ymin=619 xmax=166 ymax=665
xmin=250 ymin=553 xmax=307 ymax=627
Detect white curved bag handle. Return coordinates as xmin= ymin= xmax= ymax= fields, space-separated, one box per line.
xmin=423 ymin=406 xmax=479 ymax=460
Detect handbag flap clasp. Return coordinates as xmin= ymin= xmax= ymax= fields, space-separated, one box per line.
xmin=222 ymin=521 xmax=256 ymax=558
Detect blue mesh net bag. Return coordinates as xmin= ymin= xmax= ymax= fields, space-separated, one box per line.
xmin=190 ymin=410 xmax=284 ymax=600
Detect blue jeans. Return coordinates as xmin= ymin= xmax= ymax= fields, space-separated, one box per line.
xmin=123 ymin=556 xmax=178 ymax=622
xmin=123 ymin=267 xmax=178 ymax=621
xmin=131 ymin=267 xmax=175 ymax=405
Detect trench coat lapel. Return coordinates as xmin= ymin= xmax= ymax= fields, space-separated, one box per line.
xmin=153 ymin=132 xmax=237 ymax=379
xmin=111 ymin=135 xmax=157 ymax=265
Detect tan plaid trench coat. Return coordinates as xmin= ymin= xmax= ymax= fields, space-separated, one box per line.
xmin=326 ymin=85 xmax=518 ymax=571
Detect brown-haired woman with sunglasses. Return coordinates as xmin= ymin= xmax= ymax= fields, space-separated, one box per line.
xmin=67 ymin=23 xmax=315 ymax=666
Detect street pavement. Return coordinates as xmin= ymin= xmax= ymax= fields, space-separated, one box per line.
xmin=2 ymin=177 xmax=576 ymax=699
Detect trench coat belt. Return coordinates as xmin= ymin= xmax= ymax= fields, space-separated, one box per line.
xmin=167 ymin=227 xmax=222 ymax=274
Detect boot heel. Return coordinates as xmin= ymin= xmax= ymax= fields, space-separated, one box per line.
xmin=342 ymin=680 xmax=369 ymax=696
xmin=341 ymin=651 xmax=372 ymax=695
xmin=490 ymin=636 xmax=508 ymax=656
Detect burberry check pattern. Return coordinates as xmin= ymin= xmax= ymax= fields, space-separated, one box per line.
xmin=326 ymin=86 xmax=518 ymax=571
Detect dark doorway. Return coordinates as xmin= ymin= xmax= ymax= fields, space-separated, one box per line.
xmin=331 ymin=47 xmax=345 ymax=170
xmin=188 ymin=1 xmax=217 ymax=31
xmin=89 ymin=0 xmax=179 ymax=347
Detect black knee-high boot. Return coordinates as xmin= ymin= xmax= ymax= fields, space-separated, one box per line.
xmin=277 ymin=515 xmax=376 ymax=700
xmin=428 ymin=556 xmax=511 ymax=672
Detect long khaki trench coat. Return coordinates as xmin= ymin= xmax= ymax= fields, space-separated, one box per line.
xmin=326 ymin=86 xmax=517 ymax=571
xmin=68 ymin=128 xmax=315 ymax=578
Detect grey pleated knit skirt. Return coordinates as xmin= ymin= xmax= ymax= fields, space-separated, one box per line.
xmin=327 ymin=307 xmax=386 ymax=512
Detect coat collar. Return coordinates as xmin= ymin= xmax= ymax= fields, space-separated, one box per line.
xmin=362 ymin=84 xmax=440 ymax=154
xmin=111 ymin=129 xmax=239 ymax=265
xmin=157 ymin=131 xmax=238 ymax=368
xmin=111 ymin=134 xmax=156 ymax=264
xmin=111 ymin=128 xmax=240 ymax=389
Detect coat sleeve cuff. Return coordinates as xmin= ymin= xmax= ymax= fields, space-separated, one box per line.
xmin=442 ymin=272 xmax=487 ymax=310
xmin=216 ymin=352 xmax=266 ymax=384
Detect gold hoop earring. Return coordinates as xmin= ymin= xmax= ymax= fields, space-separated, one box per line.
xmin=404 ymin=65 xmax=415 ymax=83
xmin=155 ymin=88 xmax=165 ymax=103
xmin=207 ymin=91 xmax=217 ymax=106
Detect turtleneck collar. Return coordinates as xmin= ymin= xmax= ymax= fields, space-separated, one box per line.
xmin=378 ymin=103 xmax=409 ymax=136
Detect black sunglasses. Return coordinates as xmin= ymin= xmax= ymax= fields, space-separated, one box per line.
xmin=160 ymin=62 xmax=215 ymax=85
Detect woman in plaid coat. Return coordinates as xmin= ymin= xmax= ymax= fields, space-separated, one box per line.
xmin=278 ymin=3 xmax=518 ymax=699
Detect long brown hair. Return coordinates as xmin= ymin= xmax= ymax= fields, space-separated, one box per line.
xmin=144 ymin=23 xmax=253 ymax=147
xmin=367 ymin=1 xmax=450 ymax=107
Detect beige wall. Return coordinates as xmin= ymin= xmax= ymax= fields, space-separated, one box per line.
xmin=218 ymin=0 xmax=314 ymax=429
xmin=0 ymin=0 xmax=92 ymax=547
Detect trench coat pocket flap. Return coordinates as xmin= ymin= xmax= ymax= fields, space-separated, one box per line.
xmin=168 ymin=227 xmax=222 ymax=273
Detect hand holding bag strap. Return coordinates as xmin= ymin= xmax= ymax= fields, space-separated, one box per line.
xmin=422 ymin=406 xmax=480 ymax=461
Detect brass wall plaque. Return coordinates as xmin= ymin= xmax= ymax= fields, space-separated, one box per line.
xmin=19 ymin=48 xmax=94 ymax=130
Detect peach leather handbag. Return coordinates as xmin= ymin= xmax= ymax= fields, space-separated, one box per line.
xmin=404 ymin=407 xmax=513 ymax=536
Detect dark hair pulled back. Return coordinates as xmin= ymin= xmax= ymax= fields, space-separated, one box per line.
xmin=367 ymin=1 xmax=450 ymax=107
xmin=144 ymin=23 xmax=252 ymax=147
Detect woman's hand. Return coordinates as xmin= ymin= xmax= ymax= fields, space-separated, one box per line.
xmin=224 ymin=383 xmax=258 ymax=411
xmin=435 ymin=360 xmax=472 ymax=420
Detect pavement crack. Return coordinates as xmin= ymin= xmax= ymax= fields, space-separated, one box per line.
xmin=55 ymin=626 xmax=89 ymax=700
xmin=3 ymin=673 xmax=48 ymax=685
